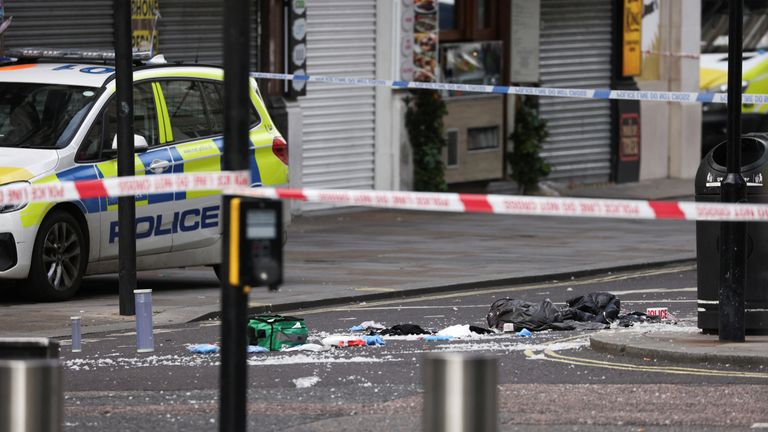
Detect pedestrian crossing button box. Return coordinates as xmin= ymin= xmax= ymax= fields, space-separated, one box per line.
xmin=233 ymin=198 xmax=283 ymax=289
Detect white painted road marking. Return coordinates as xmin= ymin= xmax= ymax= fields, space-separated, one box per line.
xmin=609 ymin=287 xmax=696 ymax=295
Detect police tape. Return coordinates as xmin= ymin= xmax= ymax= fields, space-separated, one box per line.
xmin=2 ymin=171 xmax=768 ymax=223
xmin=251 ymin=72 xmax=755 ymax=105
xmin=0 ymin=171 xmax=251 ymax=207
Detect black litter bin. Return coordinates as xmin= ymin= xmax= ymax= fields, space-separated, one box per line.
xmin=696 ymin=133 xmax=768 ymax=335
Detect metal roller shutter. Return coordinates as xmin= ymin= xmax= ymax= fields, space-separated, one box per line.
xmin=298 ymin=0 xmax=376 ymax=210
xmin=538 ymin=0 xmax=613 ymax=184
xmin=4 ymin=0 xmax=114 ymax=49
xmin=158 ymin=0 xmax=259 ymax=67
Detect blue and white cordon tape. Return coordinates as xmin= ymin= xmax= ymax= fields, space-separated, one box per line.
xmin=251 ymin=72 xmax=767 ymax=105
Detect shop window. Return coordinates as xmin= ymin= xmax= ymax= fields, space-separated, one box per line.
xmin=446 ymin=129 xmax=459 ymax=167
xmin=439 ymin=0 xmax=499 ymax=42
xmin=467 ymin=126 xmax=499 ymax=151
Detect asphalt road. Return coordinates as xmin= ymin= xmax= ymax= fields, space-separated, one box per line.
xmin=59 ymin=264 xmax=768 ymax=431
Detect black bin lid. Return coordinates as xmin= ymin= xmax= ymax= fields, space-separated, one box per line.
xmin=697 ymin=133 xmax=768 ymax=195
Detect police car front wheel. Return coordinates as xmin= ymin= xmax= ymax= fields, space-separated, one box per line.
xmin=27 ymin=211 xmax=88 ymax=301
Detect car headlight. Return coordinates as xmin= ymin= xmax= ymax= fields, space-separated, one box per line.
xmin=0 ymin=181 xmax=30 ymax=213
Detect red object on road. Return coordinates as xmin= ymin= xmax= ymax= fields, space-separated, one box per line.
xmin=338 ymin=339 xmax=366 ymax=347
xmin=646 ymin=307 xmax=669 ymax=320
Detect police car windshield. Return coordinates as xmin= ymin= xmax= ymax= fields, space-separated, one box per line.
xmin=0 ymin=83 xmax=97 ymax=149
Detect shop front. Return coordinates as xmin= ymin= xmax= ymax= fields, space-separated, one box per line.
xmin=2 ymin=0 xmax=261 ymax=66
xmin=437 ymin=0 xmax=507 ymax=186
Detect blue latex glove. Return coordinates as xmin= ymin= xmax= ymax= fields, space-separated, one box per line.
xmin=248 ymin=345 xmax=269 ymax=353
xmin=187 ymin=344 xmax=219 ymax=354
xmin=423 ymin=335 xmax=453 ymax=342
xmin=362 ymin=335 xmax=386 ymax=346
xmin=516 ymin=328 xmax=533 ymax=337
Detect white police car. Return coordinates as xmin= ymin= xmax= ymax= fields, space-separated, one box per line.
xmin=0 ymin=52 xmax=288 ymax=301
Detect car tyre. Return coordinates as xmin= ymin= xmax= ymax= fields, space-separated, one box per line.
xmin=26 ymin=211 xmax=88 ymax=301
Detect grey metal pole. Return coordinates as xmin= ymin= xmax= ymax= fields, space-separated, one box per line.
xmin=423 ymin=353 xmax=498 ymax=432
xmin=720 ymin=0 xmax=746 ymax=342
xmin=220 ymin=0 xmax=251 ymax=430
xmin=115 ymin=0 xmax=136 ymax=316
xmin=0 ymin=359 xmax=63 ymax=432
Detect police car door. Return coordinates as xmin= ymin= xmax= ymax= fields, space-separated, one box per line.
xmin=86 ymin=82 xmax=174 ymax=259
xmin=156 ymin=79 xmax=226 ymax=252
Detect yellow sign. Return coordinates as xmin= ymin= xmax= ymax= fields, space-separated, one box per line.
xmin=622 ymin=0 xmax=642 ymax=77
xmin=132 ymin=0 xmax=159 ymax=53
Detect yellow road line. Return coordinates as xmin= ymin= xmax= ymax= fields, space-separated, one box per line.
xmin=522 ymin=334 xmax=768 ymax=379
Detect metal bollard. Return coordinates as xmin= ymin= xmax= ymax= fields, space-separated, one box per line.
xmin=70 ymin=316 xmax=82 ymax=353
xmin=134 ymin=289 xmax=155 ymax=353
xmin=422 ymin=353 xmax=498 ymax=432
xmin=0 ymin=338 xmax=60 ymax=360
xmin=0 ymin=359 xmax=63 ymax=432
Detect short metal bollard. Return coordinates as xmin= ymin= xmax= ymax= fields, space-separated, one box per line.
xmin=134 ymin=289 xmax=155 ymax=352
xmin=70 ymin=316 xmax=82 ymax=353
xmin=422 ymin=353 xmax=498 ymax=432
xmin=0 ymin=338 xmax=60 ymax=360
xmin=0 ymin=359 xmax=63 ymax=432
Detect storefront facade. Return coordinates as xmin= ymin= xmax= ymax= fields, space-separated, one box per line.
xmin=3 ymin=0 xmax=261 ymax=67
xmin=437 ymin=0 xmax=508 ymax=186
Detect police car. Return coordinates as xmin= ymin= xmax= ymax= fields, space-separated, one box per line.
xmin=700 ymin=51 xmax=768 ymax=156
xmin=0 ymin=50 xmax=289 ymax=301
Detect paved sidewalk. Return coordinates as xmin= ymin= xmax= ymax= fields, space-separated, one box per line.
xmin=591 ymin=330 xmax=768 ymax=368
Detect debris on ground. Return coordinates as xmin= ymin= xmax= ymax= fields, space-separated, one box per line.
xmin=362 ymin=335 xmax=386 ymax=346
xmin=293 ymin=376 xmax=321 ymax=388
xmin=187 ymin=344 xmax=219 ymax=354
xmin=517 ymin=329 xmax=533 ymax=337
xmin=379 ymin=324 xmax=430 ymax=336
xmin=247 ymin=315 xmax=308 ymax=351
xmin=423 ymin=335 xmax=452 ymax=342
xmin=349 ymin=321 xmax=386 ymax=332
xmin=487 ymin=292 xmax=667 ymax=332
xmin=436 ymin=325 xmax=494 ymax=338
xmin=282 ymin=344 xmax=332 ymax=352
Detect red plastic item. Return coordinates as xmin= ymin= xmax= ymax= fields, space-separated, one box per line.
xmin=338 ymin=339 xmax=366 ymax=347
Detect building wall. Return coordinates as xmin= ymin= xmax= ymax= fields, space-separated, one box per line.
xmin=638 ymin=0 xmax=701 ymax=180
xmin=443 ymin=97 xmax=505 ymax=184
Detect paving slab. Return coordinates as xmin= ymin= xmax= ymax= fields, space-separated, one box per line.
xmin=590 ymin=329 xmax=768 ymax=368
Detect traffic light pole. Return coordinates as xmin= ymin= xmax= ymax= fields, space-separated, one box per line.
xmin=115 ymin=0 xmax=136 ymax=317
xmin=720 ymin=0 xmax=746 ymax=342
xmin=220 ymin=0 xmax=251 ymax=430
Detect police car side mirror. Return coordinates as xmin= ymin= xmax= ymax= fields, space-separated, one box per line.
xmin=111 ymin=134 xmax=149 ymax=153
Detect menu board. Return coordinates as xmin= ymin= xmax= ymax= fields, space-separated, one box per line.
xmin=401 ymin=0 xmax=438 ymax=83
xmin=510 ymin=0 xmax=539 ymax=83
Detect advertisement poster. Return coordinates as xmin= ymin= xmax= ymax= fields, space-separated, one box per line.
xmin=400 ymin=0 xmax=415 ymax=81
xmin=132 ymin=0 xmax=159 ymax=54
xmin=622 ymin=0 xmax=642 ymax=77
xmin=412 ymin=0 xmax=438 ymax=82
xmin=619 ymin=113 xmax=641 ymax=161
xmin=510 ymin=0 xmax=540 ymax=83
